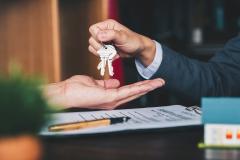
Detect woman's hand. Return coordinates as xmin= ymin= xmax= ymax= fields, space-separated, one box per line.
xmin=43 ymin=75 xmax=165 ymax=110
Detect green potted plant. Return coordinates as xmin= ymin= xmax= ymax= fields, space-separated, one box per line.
xmin=0 ymin=71 xmax=52 ymax=160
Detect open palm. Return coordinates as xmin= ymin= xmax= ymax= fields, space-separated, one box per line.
xmin=45 ymin=75 xmax=165 ymax=110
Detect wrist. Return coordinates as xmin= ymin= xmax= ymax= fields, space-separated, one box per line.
xmin=138 ymin=35 xmax=156 ymax=67
xmin=42 ymin=82 xmax=68 ymax=110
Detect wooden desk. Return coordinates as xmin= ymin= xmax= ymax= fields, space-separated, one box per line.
xmin=42 ymin=127 xmax=205 ymax=160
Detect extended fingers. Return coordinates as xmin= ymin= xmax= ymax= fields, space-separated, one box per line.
xmin=89 ymin=78 xmax=165 ymax=110
xmin=101 ymin=78 xmax=165 ymax=110
xmin=116 ymin=78 xmax=165 ymax=105
xmin=112 ymin=78 xmax=165 ymax=101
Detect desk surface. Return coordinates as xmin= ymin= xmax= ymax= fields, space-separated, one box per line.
xmin=42 ymin=127 xmax=205 ymax=160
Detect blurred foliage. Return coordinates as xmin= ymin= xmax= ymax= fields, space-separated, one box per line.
xmin=0 ymin=68 xmax=53 ymax=136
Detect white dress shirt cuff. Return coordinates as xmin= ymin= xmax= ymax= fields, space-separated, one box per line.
xmin=135 ymin=41 xmax=163 ymax=79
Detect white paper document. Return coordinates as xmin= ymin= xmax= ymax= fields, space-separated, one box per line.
xmin=40 ymin=105 xmax=202 ymax=136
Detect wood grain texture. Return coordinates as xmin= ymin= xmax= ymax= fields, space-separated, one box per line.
xmin=0 ymin=0 xmax=61 ymax=82
xmin=59 ymin=0 xmax=108 ymax=80
xmin=0 ymin=0 xmax=109 ymax=82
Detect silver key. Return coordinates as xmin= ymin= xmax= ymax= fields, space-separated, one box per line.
xmin=107 ymin=48 xmax=117 ymax=76
xmin=97 ymin=45 xmax=117 ymax=76
xmin=97 ymin=56 xmax=106 ymax=76
xmin=97 ymin=47 xmax=109 ymax=76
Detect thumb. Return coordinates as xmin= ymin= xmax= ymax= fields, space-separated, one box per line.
xmin=97 ymin=29 xmax=127 ymax=45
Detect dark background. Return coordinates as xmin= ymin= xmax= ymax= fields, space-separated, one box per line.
xmin=117 ymin=0 xmax=240 ymax=107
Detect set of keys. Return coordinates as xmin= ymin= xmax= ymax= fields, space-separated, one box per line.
xmin=97 ymin=44 xmax=117 ymax=76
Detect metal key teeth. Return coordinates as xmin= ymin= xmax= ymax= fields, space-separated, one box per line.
xmin=97 ymin=61 xmax=103 ymax=76
xmin=97 ymin=45 xmax=117 ymax=76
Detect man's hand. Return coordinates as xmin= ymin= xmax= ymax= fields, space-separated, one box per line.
xmin=89 ymin=19 xmax=156 ymax=67
xmin=44 ymin=75 xmax=165 ymax=110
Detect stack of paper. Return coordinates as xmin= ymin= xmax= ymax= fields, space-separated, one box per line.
xmin=40 ymin=105 xmax=202 ymax=136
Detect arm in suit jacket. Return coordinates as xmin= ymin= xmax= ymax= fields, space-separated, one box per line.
xmin=152 ymin=36 xmax=240 ymax=104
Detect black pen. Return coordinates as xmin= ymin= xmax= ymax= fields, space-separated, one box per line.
xmin=48 ymin=117 xmax=131 ymax=132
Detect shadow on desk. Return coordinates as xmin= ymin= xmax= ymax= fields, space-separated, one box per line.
xmin=42 ymin=127 xmax=204 ymax=160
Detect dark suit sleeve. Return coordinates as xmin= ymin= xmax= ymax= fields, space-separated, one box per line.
xmin=152 ymin=36 xmax=240 ymax=104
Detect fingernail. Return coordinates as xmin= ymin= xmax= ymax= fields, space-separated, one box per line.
xmin=155 ymin=78 xmax=165 ymax=86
